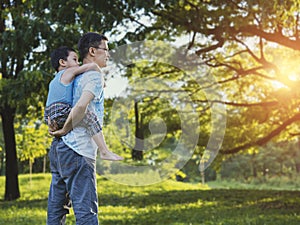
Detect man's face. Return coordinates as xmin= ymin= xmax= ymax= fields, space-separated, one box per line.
xmin=93 ymin=40 xmax=110 ymax=68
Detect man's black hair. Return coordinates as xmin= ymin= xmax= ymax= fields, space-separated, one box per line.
xmin=78 ymin=32 xmax=108 ymax=60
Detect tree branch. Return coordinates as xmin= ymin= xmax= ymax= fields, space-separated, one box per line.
xmin=222 ymin=112 xmax=300 ymax=154
xmin=195 ymin=38 xmax=225 ymax=55
xmin=238 ymin=25 xmax=300 ymax=51
xmin=195 ymin=99 xmax=278 ymax=108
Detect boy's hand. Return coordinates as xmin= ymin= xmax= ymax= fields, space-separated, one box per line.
xmin=47 ymin=116 xmax=69 ymax=137
xmin=49 ymin=128 xmax=68 ymax=138
xmin=48 ymin=116 xmax=60 ymax=136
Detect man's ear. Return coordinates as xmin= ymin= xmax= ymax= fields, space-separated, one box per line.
xmin=89 ymin=47 xmax=96 ymax=56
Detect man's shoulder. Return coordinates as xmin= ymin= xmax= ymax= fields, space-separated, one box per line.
xmin=83 ymin=70 xmax=101 ymax=76
xmin=82 ymin=70 xmax=102 ymax=82
xmin=76 ymin=70 xmax=100 ymax=81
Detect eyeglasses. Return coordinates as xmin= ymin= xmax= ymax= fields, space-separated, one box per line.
xmin=94 ymin=47 xmax=109 ymax=52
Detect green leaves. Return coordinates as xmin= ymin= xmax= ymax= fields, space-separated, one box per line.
xmin=15 ymin=103 xmax=52 ymax=164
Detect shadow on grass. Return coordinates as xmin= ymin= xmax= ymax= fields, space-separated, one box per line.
xmin=0 ymin=197 xmax=48 ymax=206
xmin=99 ymin=188 xmax=300 ymax=207
xmin=0 ymin=198 xmax=48 ymax=209
xmin=1 ymin=189 xmax=299 ymax=225
xmin=102 ymin=204 xmax=300 ymax=225
xmin=99 ymin=189 xmax=300 ymax=225
xmin=0 ymin=198 xmax=48 ymax=225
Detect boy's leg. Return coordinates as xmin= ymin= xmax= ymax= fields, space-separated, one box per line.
xmin=81 ymin=110 xmax=123 ymax=161
xmin=92 ymin=133 xmax=123 ymax=161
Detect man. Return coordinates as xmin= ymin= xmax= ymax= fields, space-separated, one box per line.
xmin=47 ymin=32 xmax=110 ymax=225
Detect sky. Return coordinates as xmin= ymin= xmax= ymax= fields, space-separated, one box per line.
xmin=104 ymin=72 xmax=128 ymax=99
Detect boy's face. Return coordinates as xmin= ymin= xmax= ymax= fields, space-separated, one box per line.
xmin=64 ymin=51 xmax=80 ymax=68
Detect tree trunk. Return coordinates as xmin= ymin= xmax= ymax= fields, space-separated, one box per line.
xmin=1 ymin=106 xmax=20 ymax=200
xmin=132 ymin=101 xmax=143 ymax=161
xmin=251 ymin=152 xmax=257 ymax=177
xmin=295 ymin=162 xmax=300 ymax=174
xmin=0 ymin=152 xmax=4 ymax=176
xmin=296 ymin=140 xmax=300 ymax=174
xmin=29 ymin=160 xmax=32 ymax=183
xmin=201 ymin=171 xmax=205 ymax=184
xmin=43 ymin=155 xmax=47 ymax=173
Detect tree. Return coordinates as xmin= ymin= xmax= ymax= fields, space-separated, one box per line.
xmin=0 ymin=0 xmax=52 ymax=200
xmin=0 ymin=120 xmax=4 ymax=175
xmin=124 ymin=0 xmax=300 ymax=156
xmin=0 ymin=0 xmax=158 ymax=200
xmin=15 ymin=105 xmax=52 ymax=179
xmin=132 ymin=100 xmax=144 ymax=160
xmin=106 ymin=43 xmax=205 ymax=180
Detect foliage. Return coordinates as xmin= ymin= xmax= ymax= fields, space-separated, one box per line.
xmin=131 ymin=0 xmax=300 ymax=156
xmin=97 ymin=0 xmax=300 ymax=181
xmin=105 ymin=39 xmax=212 ymax=169
xmin=0 ymin=0 xmax=158 ymax=200
xmin=15 ymin=105 xmax=52 ymax=166
xmin=220 ymin=140 xmax=300 ymax=181
xmin=3 ymin=0 xmax=300 ymax=200
xmin=1 ymin=174 xmax=300 ymax=225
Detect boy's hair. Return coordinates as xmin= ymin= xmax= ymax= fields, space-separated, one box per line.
xmin=78 ymin=32 xmax=108 ymax=60
xmin=50 ymin=46 xmax=76 ymax=72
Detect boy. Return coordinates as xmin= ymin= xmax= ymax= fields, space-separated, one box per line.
xmin=45 ymin=46 xmax=123 ymax=161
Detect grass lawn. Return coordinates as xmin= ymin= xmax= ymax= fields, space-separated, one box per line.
xmin=0 ymin=174 xmax=300 ymax=224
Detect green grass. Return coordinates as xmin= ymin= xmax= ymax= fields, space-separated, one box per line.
xmin=0 ymin=174 xmax=300 ymax=224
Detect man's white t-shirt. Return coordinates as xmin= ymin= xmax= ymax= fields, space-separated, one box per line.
xmin=62 ymin=70 xmax=104 ymax=160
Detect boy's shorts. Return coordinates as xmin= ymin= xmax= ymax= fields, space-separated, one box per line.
xmin=44 ymin=102 xmax=102 ymax=136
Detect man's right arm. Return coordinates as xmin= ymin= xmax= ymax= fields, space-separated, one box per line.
xmin=49 ymin=91 xmax=95 ymax=137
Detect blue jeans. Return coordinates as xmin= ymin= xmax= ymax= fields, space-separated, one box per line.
xmin=47 ymin=138 xmax=98 ymax=225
